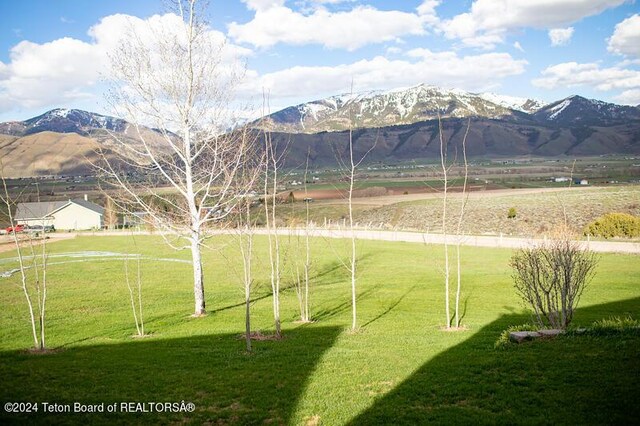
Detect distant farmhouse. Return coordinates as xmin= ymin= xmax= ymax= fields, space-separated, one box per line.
xmin=15 ymin=196 xmax=104 ymax=230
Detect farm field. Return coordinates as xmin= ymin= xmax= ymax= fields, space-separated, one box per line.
xmin=0 ymin=235 xmax=639 ymax=424
xmin=281 ymin=185 xmax=640 ymax=238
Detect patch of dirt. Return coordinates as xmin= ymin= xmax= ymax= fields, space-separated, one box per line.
xmin=440 ymin=326 xmax=470 ymax=332
xmin=305 ymin=414 xmax=321 ymax=426
xmin=23 ymin=347 xmax=63 ymax=355
xmin=238 ymin=331 xmax=283 ymax=341
xmin=131 ymin=333 xmax=154 ymax=339
xmin=0 ymin=233 xmax=76 ymax=253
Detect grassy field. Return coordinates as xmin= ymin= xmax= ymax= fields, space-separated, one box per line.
xmin=0 ymin=235 xmax=639 ymax=425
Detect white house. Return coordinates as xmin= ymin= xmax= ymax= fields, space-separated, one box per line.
xmin=15 ymin=196 xmax=104 ymax=230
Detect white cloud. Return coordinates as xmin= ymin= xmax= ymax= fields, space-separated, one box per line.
xmin=385 ymin=46 xmax=402 ymax=55
xmin=532 ymin=61 xmax=640 ymax=104
xmin=608 ymin=14 xmax=640 ymax=57
xmin=228 ymin=3 xmax=436 ymax=50
xmin=513 ymin=41 xmax=525 ymax=52
xmin=549 ymin=27 xmax=574 ymax=46
xmin=614 ymin=88 xmax=640 ymax=105
xmin=442 ymin=0 xmax=627 ymax=49
xmin=0 ymin=13 xmax=250 ymax=116
xmin=242 ymin=49 xmax=527 ymax=99
xmin=301 ymin=0 xmax=355 ymax=4
xmin=0 ymin=37 xmax=104 ymax=110
xmin=241 ymin=0 xmax=285 ymax=12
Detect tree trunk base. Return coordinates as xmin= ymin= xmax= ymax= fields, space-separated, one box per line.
xmin=439 ymin=325 xmax=469 ymax=332
xmin=239 ymin=331 xmax=283 ymax=341
xmin=24 ymin=348 xmax=59 ymax=355
xmin=191 ymin=311 xmax=208 ymax=318
xmin=131 ymin=333 xmax=153 ymax=339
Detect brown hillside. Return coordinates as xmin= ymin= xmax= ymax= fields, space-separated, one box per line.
xmin=0 ymin=131 xmax=105 ymax=177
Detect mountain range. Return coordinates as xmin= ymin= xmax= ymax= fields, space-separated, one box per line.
xmin=259 ymin=84 xmax=550 ymax=133
xmin=258 ymin=86 xmax=640 ymax=166
xmin=1 ymin=86 xmax=639 ymax=177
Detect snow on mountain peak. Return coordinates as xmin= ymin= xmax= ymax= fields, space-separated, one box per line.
xmin=547 ymin=99 xmax=572 ymax=120
xmin=478 ymin=92 xmax=546 ymax=113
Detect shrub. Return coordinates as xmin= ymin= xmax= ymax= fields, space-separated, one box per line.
xmin=587 ymin=316 xmax=640 ymax=335
xmin=510 ymin=230 xmax=598 ymax=330
xmin=494 ymin=323 xmax=537 ymax=349
xmin=584 ymin=212 xmax=640 ymax=239
xmin=507 ymin=207 xmax=517 ymax=219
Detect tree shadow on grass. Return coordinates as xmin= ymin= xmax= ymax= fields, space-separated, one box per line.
xmin=313 ymin=284 xmax=381 ymax=322
xmin=350 ymin=297 xmax=640 ymax=425
xmin=362 ymin=285 xmax=417 ymax=328
xmin=0 ymin=325 xmax=342 ymax=425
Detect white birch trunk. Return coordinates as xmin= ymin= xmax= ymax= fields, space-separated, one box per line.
xmin=190 ymin=234 xmax=206 ymax=315
xmin=438 ymin=115 xmax=450 ymax=329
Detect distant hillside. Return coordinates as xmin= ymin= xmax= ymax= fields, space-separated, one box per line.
xmin=265 ymin=116 xmax=640 ymax=168
xmin=0 ymin=109 xmax=171 ymax=178
xmin=0 ymin=131 xmax=108 ymax=177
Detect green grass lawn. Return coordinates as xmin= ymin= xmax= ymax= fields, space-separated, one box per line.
xmin=0 ymin=235 xmax=639 ymax=425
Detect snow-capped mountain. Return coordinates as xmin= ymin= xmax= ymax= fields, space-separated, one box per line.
xmin=259 ymin=84 xmax=546 ymax=133
xmin=477 ymin=92 xmax=546 ymax=114
xmin=0 ymin=108 xmax=128 ymax=136
xmin=533 ymin=95 xmax=640 ymax=126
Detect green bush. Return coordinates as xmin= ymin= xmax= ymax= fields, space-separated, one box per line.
xmin=584 ymin=212 xmax=640 ymax=239
xmin=494 ymin=323 xmax=537 ymax=349
xmin=566 ymin=316 xmax=640 ymax=338
xmin=507 ymin=207 xmax=517 ymax=219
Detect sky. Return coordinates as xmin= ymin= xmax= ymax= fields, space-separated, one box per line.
xmin=0 ymin=0 xmax=639 ymax=122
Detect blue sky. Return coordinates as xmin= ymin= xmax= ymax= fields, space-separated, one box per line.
xmin=0 ymin=0 xmax=639 ymax=122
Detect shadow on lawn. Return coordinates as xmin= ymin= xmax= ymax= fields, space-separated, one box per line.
xmin=349 ymin=297 xmax=640 ymax=425
xmin=0 ymin=325 xmax=342 ymax=425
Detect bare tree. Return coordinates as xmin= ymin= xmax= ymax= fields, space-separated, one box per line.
xmin=262 ymin=124 xmax=282 ymax=337
xmin=453 ymin=119 xmax=471 ymax=329
xmin=122 ymin=234 xmax=146 ymax=337
xmin=436 ymin=116 xmax=472 ymax=330
xmin=99 ymin=0 xmax=256 ymax=316
xmin=301 ymin=151 xmax=312 ymax=322
xmin=1 ymin=170 xmax=48 ymax=351
xmin=237 ymin=196 xmax=256 ymax=352
xmin=437 ymin=114 xmax=451 ymax=329
xmin=103 ymin=196 xmax=118 ymax=230
xmin=337 ymin=83 xmax=375 ymax=332
xmin=510 ymin=227 xmax=598 ymax=329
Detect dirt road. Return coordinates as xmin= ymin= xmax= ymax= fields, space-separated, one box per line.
xmin=247 ymin=227 xmax=640 ymax=254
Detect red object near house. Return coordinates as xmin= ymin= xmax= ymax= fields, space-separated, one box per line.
xmin=6 ymin=224 xmax=25 ymax=233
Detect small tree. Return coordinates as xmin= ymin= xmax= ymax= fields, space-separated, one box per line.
xmin=237 ymin=196 xmax=256 ymax=352
xmin=1 ymin=170 xmax=49 ymax=351
xmin=510 ymin=230 xmax=598 ymax=329
xmin=104 ymin=196 xmax=119 ymax=230
xmin=507 ymin=207 xmax=517 ymax=219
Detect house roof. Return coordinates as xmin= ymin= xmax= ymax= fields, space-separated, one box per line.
xmin=70 ymin=198 xmax=105 ymax=215
xmin=15 ymin=201 xmax=67 ymax=220
xmin=15 ymin=199 xmax=104 ymax=220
